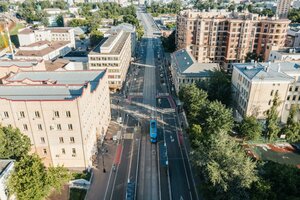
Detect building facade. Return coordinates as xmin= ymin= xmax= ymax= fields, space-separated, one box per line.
xmin=18 ymin=27 xmax=75 ymax=48
xmin=276 ymin=0 xmax=292 ymax=19
xmin=176 ymin=10 xmax=290 ymax=69
xmin=231 ymin=61 xmax=300 ymax=123
xmin=88 ymin=30 xmax=131 ymax=90
xmin=0 ymin=71 xmax=111 ymax=169
xmin=268 ymin=48 xmax=300 ymax=62
xmin=171 ymin=49 xmax=219 ymax=93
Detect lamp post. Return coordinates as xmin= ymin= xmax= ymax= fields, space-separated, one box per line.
xmin=100 ymin=144 xmax=108 ymax=173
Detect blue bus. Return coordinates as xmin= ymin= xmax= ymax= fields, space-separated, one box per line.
xmin=150 ymin=119 xmax=157 ymax=143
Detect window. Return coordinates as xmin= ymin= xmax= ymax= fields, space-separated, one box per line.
xmin=66 ymin=111 xmax=71 ymax=118
xmin=72 ymin=148 xmax=76 ymax=155
xmin=70 ymin=137 xmax=75 ymax=143
xmin=287 ymin=95 xmax=290 ymax=100
xmin=270 ymin=90 xmax=274 ymax=96
xmin=23 ymin=124 xmax=28 ymax=131
xmin=268 ymin=100 xmax=272 ymax=105
xmin=68 ymin=124 xmax=73 ymax=131
xmin=57 ymin=124 xmax=62 ymax=131
xmin=54 ymin=111 xmax=60 ymax=118
xmin=38 ymin=124 xmax=43 ymax=131
xmin=62 ymin=148 xmax=66 ymax=154
xmin=43 ymin=149 xmax=47 ymax=155
xmin=289 ymin=86 xmax=293 ymax=91
xmin=295 ymin=86 xmax=299 ymax=92
xmin=3 ymin=111 xmax=9 ymax=118
xmin=35 ymin=111 xmax=40 ymax=118
xmin=293 ymin=95 xmax=297 ymax=101
xmin=41 ymin=137 xmax=45 ymax=143
xmin=59 ymin=137 xmax=64 ymax=143
xmin=19 ymin=111 xmax=25 ymax=118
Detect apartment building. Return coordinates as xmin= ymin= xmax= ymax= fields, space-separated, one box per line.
xmin=88 ymin=30 xmax=131 ymax=91
xmin=176 ymin=10 xmax=290 ymax=68
xmin=231 ymin=61 xmax=300 ymax=123
xmin=18 ymin=27 xmax=75 ymax=48
xmin=0 ymin=71 xmax=111 ymax=169
xmin=276 ymin=0 xmax=292 ymax=19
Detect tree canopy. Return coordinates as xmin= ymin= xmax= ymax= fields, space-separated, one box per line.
xmin=0 ymin=126 xmax=31 ymax=160
xmin=146 ymin=0 xmax=181 ymax=14
xmin=282 ymin=105 xmax=300 ymax=142
xmin=90 ymin=30 xmax=104 ymax=46
xmin=161 ymin=31 xmax=176 ymax=52
xmin=288 ymin=8 xmax=300 ymax=23
xmin=239 ymin=116 xmax=263 ymax=141
xmin=264 ymin=93 xmax=281 ymax=141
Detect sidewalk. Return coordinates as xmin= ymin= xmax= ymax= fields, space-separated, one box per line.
xmin=86 ymin=120 xmax=121 ymax=200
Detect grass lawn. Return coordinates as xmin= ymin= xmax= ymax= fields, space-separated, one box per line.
xmin=10 ymin=23 xmax=24 ymax=36
xmin=69 ymin=188 xmax=87 ymax=200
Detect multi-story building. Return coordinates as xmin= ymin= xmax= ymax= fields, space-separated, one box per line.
xmin=14 ymin=41 xmax=72 ymax=61
xmin=231 ymin=61 xmax=300 ymax=123
xmin=18 ymin=27 xmax=75 ymax=48
xmin=176 ymin=10 xmax=290 ymax=69
xmin=171 ymin=49 xmax=219 ymax=93
xmin=0 ymin=71 xmax=111 ymax=169
xmin=268 ymin=48 xmax=300 ymax=62
xmin=285 ymin=27 xmax=300 ymax=48
xmin=88 ymin=30 xmax=131 ymax=91
xmin=276 ymin=0 xmax=292 ymax=19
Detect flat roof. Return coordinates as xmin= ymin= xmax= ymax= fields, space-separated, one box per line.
xmin=90 ymin=31 xmax=130 ymax=55
xmin=19 ymin=27 xmax=73 ymax=34
xmin=0 ymin=71 xmax=105 ymax=101
xmin=15 ymin=41 xmax=70 ymax=57
xmin=0 ymin=60 xmax=42 ymax=68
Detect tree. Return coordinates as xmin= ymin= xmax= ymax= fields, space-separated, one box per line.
xmin=161 ymin=31 xmax=176 ymax=52
xmin=191 ymin=130 xmax=258 ymax=199
xmin=203 ymin=101 xmax=234 ymax=134
xmin=8 ymin=154 xmax=72 ymax=200
xmin=197 ymin=69 xmax=232 ymax=106
xmin=137 ymin=25 xmax=144 ymax=40
xmin=245 ymin=52 xmax=263 ymax=62
xmin=282 ymin=105 xmax=300 ymax=142
xmin=68 ymin=19 xmax=88 ymax=27
xmin=90 ymin=30 xmax=104 ymax=46
xmin=239 ymin=116 xmax=262 ymax=141
xmin=0 ymin=2 xmax=8 ymax=12
xmin=56 ymin=15 xmax=64 ymax=27
xmin=179 ymin=84 xmax=208 ymax=123
xmin=260 ymin=8 xmax=275 ymax=17
xmin=265 ymin=93 xmax=281 ymax=141
xmin=8 ymin=154 xmax=49 ymax=200
xmin=227 ymin=4 xmax=235 ymax=12
xmin=288 ymin=8 xmax=300 ymax=23
xmin=123 ymin=14 xmax=139 ymax=26
xmin=0 ymin=126 xmax=31 ymax=160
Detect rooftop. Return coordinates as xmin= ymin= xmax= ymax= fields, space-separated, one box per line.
xmin=19 ymin=27 xmax=73 ymax=35
xmin=0 ymin=60 xmax=43 ymax=68
xmin=172 ymin=49 xmax=219 ymax=76
xmin=0 ymin=70 xmax=105 ymax=101
xmin=233 ymin=62 xmax=300 ymax=82
xmin=274 ymin=48 xmax=300 ymax=55
xmin=15 ymin=41 xmax=70 ymax=58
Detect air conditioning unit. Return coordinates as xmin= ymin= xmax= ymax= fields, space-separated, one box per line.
xmin=55 ymin=154 xmax=60 ymax=157
xmin=72 ymin=154 xmax=76 ymax=157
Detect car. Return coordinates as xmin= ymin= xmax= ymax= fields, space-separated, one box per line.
xmin=117 ymin=117 xmax=122 ymax=123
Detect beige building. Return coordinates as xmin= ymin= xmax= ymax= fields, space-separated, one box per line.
xmin=231 ymin=61 xmax=300 ymax=123
xmin=176 ymin=10 xmax=290 ymax=69
xmin=88 ymin=30 xmax=131 ymax=90
xmin=276 ymin=0 xmax=292 ymax=19
xmin=0 ymin=71 xmax=111 ymax=169
xmin=18 ymin=27 xmax=76 ymax=48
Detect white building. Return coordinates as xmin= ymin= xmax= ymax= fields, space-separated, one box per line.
xmin=0 ymin=71 xmax=111 ymax=169
xmin=88 ymin=30 xmax=132 ymax=91
xmin=0 ymin=160 xmax=14 ymax=200
xmin=18 ymin=27 xmax=75 ymax=48
xmin=14 ymin=41 xmax=72 ymax=61
xmin=171 ymin=49 xmax=219 ymax=93
xmin=269 ymin=48 xmax=300 ymax=62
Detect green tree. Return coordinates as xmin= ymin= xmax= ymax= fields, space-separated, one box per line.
xmin=179 ymin=84 xmax=208 ymax=123
xmin=189 ymin=124 xmax=202 ymax=149
xmin=265 ymin=93 xmax=281 ymax=141
xmin=227 ymin=4 xmax=235 ymax=12
xmin=47 ymin=166 xmax=72 ymax=191
xmin=260 ymin=8 xmax=275 ymax=17
xmin=239 ymin=116 xmax=262 ymax=141
xmin=245 ymin=52 xmax=263 ymax=62
xmin=0 ymin=126 xmax=31 ymax=160
xmin=137 ymin=25 xmax=144 ymax=40
xmin=69 ymin=19 xmax=88 ymax=27
xmin=288 ymin=8 xmax=300 ymax=23
xmin=203 ymin=101 xmax=234 ymax=134
xmin=8 ymin=154 xmax=49 ymax=200
xmin=56 ymin=15 xmax=64 ymax=27
xmin=192 ymin=130 xmax=257 ymax=199
xmin=123 ymin=14 xmax=139 ymax=26
xmin=0 ymin=2 xmax=8 ymax=12
xmin=282 ymin=105 xmax=300 ymax=142
xmin=90 ymin=30 xmax=104 ymax=46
